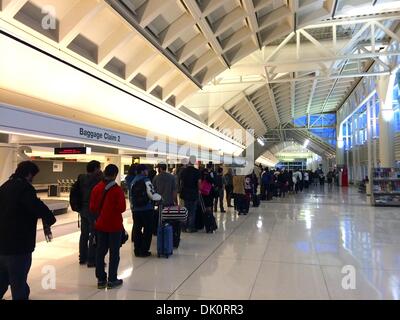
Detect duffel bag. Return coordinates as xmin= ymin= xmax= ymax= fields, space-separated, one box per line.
xmin=162 ymin=205 xmax=188 ymax=222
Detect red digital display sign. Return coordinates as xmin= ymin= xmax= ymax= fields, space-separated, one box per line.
xmin=54 ymin=147 xmax=87 ymax=155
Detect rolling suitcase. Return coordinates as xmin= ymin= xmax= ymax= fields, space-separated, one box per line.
xmin=195 ymin=202 xmax=205 ymax=230
xmin=199 ymin=195 xmax=217 ymax=233
xmin=157 ymin=204 xmax=173 ymax=258
xmin=253 ymin=193 xmax=260 ymax=207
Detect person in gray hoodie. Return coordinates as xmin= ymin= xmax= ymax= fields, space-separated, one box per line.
xmin=131 ymin=164 xmax=161 ymax=257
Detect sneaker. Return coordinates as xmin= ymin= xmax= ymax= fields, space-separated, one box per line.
xmin=97 ymin=280 xmax=107 ymax=289
xmin=87 ymin=262 xmax=95 ymax=268
xmin=221 ymin=210 xmax=226 ymax=213
xmin=79 ymin=260 xmax=87 ymax=265
xmin=107 ymin=279 xmax=123 ymax=289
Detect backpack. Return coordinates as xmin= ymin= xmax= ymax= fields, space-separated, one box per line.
xmin=69 ymin=175 xmax=83 ymax=212
xmin=262 ymin=173 xmax=269 ymax=185
xmin=132 ymin=178 xmax=149 ymax=207
xmin=200 ymin=180 xmax=212 ymax=196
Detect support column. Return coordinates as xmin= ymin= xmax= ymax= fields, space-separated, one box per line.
xmin=366 ymin=99 xmax=373 ymax=195
xmin=0 ymin=144 xmax=18 ymax=185
xmin=377 ymin=74 xmax=396 ymax=167
xmin=336 ymin=122 xmax=345 ymax=166
xmin=104 ymin=155 xmax=122 ymax=184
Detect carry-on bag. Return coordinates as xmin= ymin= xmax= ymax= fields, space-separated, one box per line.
xmin=253 ymin=193 xmax=260 ymax=207
xmin=157 ymin=203 xmax=173 ymax=258
xmin=199 ymin=195 xmax=217 ymax=233
xmin=161 ymin=205 xmax=188 ymax=222
xmin=195 ymin=202 xmax=205 ymax=230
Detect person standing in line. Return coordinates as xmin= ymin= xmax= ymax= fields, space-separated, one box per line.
xmin=224 ymin=168 xmax=234 ymax=208
xmin=213 ymin=167 xmax=226 ymax=213
xmin=153 ymin=163 xmax=180 ymax=248
xmin=90 ymin=164 xmax=126 ymax=289
xmin=304 ymin=171 xmax=309 ymax=189
xmin=125 ymin=164 xmax=137 ymax=242
xmin=233 ymin=173 xmax=246 ymax=215
xmin=130 ymin=164 xmax=161 ymax=257
xmin=176 ymin=158 xmax=188 ymax=206
xmin=0 ymin=161 xmax=56 ymax=300
xmin=179 ymin=156 xmax=201 ymax=233
xmin=70 ymin=160 xmax=103 ymax=267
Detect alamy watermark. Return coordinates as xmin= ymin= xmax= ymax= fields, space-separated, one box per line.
xmin=341 ymin=265 xmax=356 ymax=290
xmin=145 ymin=128 xmax=255 ymax=174
xmin=41 ymin=265 xmax=56 ymax=290
xmin=41 ymin=5 xmax=56 ymax=30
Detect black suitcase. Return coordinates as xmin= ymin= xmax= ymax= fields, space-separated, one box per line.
xmin=152 ymin=208 xmax=159 ymax=236
xmin=195 ymin=203 xmax=205 ymax=230
xmin=199 ymin=195 xmax=217 ymax=233
xmin=204 ymin=210 xmax=217 ymax=233
xmin=253 ymin=194 xmax=260 ymax=207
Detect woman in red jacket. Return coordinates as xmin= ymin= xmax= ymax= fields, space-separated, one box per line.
xmin=90 ymin=164 xmax=126 ymax=289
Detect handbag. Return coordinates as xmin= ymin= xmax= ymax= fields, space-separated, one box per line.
xmin=200 ymin=180 xmax=212 ymax=196
xmin=161 ymin=205 xmax=188 ymax=222
xmin=121 ymin=228 xmax=129 ymax=246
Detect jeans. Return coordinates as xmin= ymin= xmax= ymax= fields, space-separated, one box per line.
xmin=79 ymin=214 xmax=96 ymax=264
xmin=95 ymin=231 xmax=121 ymax=282
xmin=133 ymin=210 xmax=154 ymax=255
xmin=0 ymin=253 xmax=32 ymax=300
xmin=183 ymin=199 xmax=198 ymax=231
xmin=213 ymin=187 xmax=225 ymax=212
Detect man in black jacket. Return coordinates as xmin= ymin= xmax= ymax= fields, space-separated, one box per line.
xmin=70 ymin=160 xmax=102 ymax=267
xmin=0 ymin=161 xmax=56 ymax=300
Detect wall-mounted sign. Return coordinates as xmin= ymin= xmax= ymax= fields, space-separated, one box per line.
xmin=53 ymin=161 xmax=63 ymax=172
xmin=54 ymin=147 xmax=90 ymax=155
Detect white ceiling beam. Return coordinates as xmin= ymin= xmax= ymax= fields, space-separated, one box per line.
xmin=213 ymin=7 xmax=247 ymax=37
xmin=306 ymin=77 xmax=318 ymax=115
xmin=0 ymin=0 xmax=28 ymax=17
xmin=262 ymin=22 xmax=292 ymax=45
xmin=59 ymin=0 xmax=105 ymax=47
xmin=136 ymin=0 xmax=175 ymax=28
xmin=162 ymin=74 xmax=187 ymax=102
xmin=303 ymin=12 xmax=400 ymax=29
xmin=221 ymin=26 xmax=252 ymax=52
xmin=242 ymin=0 xmax=261 ymax=49
xmin=177 ymin=34 xmax=207 ymax=63
xmin=290 ymin=80 xmax=295 ymax=119
xmin=159 ymin=13 xmax=196 ymax=48
xmin=197 ymin=61 xmax=225 ymax=84
xmin=299 ymin=29 xmax=335 ymax=56
xmin=200 ymin=0 xmax=231 ymax=17
xmin=265 ymin=51 xmax=400 ymax=66
xmin=266 ymin=80 xmax=281 ymax=127
xmin=242 ymin=94 xmax=269 ymax=132
xmin=175 ymin=84 xmax=197 ymax=107
xmin=182 ymin=0 xmax=229 ymax=67
xmin=254 ymin=0 xmax=274 ymax=12
xmin=190 ymin=50 xmax=218 ymax=75
xmin=258 ymin=6 xmax=292 ymax=31
xmin=97 ymin=25 xmax=136 ymax=68
xmin=146 ymin=63 xmax=174 ymax=93
xmin=125 ymin=49 xmax=157 ymax=82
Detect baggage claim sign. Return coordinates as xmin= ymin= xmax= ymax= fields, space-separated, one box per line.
xmin=79 ymin=127 xmax=121 ymax=144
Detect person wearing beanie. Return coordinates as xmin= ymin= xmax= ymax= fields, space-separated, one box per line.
xmin=131 ymin=164 xmax=161 ymax=257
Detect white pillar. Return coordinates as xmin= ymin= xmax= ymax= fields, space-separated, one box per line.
xmin=0 ymin=144 xmax=18 ymax=185
xmin=336 ymin=121 xmax=345 ymax=166
xmin=377 ymin=74 xmax=396 ymax=167
xmin=104 ymin=155 xmax=122 ymax=184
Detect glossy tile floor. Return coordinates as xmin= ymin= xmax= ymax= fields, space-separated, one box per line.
xmin=4 ymin=185 xmax=400 ymax=300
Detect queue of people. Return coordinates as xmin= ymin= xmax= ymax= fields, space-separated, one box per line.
xmin=0 ymin=157 xmax=337 ymax=299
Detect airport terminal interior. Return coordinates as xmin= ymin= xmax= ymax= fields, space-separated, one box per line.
xmin=1 ymin=0 xmax=400 ymax=300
